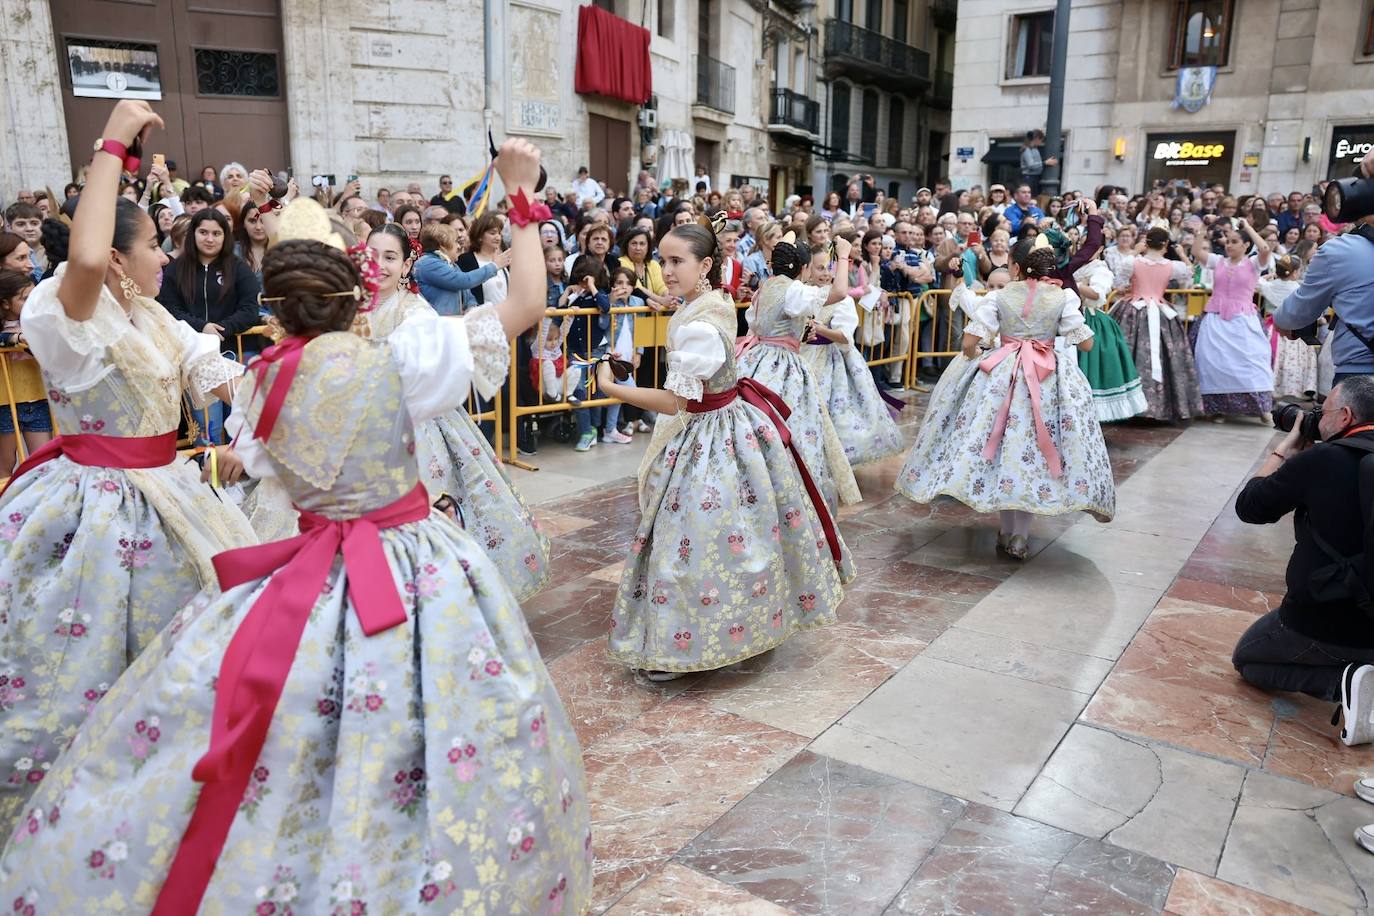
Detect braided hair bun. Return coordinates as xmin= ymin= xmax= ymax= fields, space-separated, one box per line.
xmin=261 ymin=239 xmax=363 ymax=337
xmin=770 ymin=236 xmax=812 ymax=279
xmin=1010 ymin=237 xmax=1059 ymax=279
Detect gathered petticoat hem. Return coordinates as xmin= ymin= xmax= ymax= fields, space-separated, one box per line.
xmin=607 ymin=611 xmax=836 ymax=673
xmin=894 ymin=484 xmax=1114 ymax=523
xmin=1092 ymin=383 xmax=1149 ymax=422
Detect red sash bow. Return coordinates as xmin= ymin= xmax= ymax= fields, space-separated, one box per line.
xmin=978 ymin=335 xmax=1062 ymax=478
xmin=0 ymin=431 xmax=177 ymax=499
xmin=153 ymin=483 xmax=430 ymax=915
xmin=688 ymin=378 xmax=841 ymax=565
xmin=242 ymin=335 xmax=315 ymax=443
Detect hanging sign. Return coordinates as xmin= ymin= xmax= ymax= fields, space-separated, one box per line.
xmin=1172 ymin=66 xmax=1217 ymax=114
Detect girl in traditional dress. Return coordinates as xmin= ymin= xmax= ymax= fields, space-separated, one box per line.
xmin=592 ymin=222 xmax=846 ymax=681
xmin=1109 ymin=227 xmax=1205 ymax=421
xmin=1260 ymin=255 xmax=1317 ymax=400
xmin=0 ymin=141 xmax=593 ymax=915
xmin=1190 ymin=219 xmax=1274 ymax=422
xmin=0 ymin=101 xmax=256 ymax=837
xmin=801 ymin=247 xmax=904 ymax=465
xmin=364 ymin=223 xmax=551 ymax=601
xmin=896 ymin=240 xmax=1115 ymax=559
xmin=1073 ymin=250 xmax=1148 ymax=421
xmin=737 ymin=234 xmax=861 ymax=518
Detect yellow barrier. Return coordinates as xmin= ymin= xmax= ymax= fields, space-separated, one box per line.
xmin=0 ymin=346 xmax=55 ymax=462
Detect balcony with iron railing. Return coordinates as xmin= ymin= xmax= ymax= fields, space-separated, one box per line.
xmin=769 ymin=88 xmax=821 ymax=139
xmin=930 ymin=70 xmax=953 ymax=108
xmin=823 ymin=19 xmax=931 ymax=92
xmin=695 ymin=54 xmax=736 ymax=115
xmin=932 ymin=0 xmax=958 ymax=32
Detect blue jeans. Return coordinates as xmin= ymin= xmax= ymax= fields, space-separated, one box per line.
xmin=603 ymin=375 xmax=635 ymax=432
xmin=204 ymin=401 xmax=227 ymax=445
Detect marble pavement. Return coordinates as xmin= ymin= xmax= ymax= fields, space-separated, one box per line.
xmin=516 ymin=403 xmax=1372 ymax=915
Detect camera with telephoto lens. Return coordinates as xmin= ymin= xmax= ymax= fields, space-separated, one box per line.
xmin=1273 ymin=402 xmax=1324 ymax=445
xmin=1325 ymin=173 xmax=1374 ymax=223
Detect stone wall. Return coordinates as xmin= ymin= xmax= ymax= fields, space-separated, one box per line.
xmin=950 ymin=0 xmax=1374 ymax=195
xmin=0 ymin=1 xmax=73 ymax=197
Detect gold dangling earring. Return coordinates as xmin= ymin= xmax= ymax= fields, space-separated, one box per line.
xmin=116 ymin=269 xmax=140 ymax=302
xmin=696 ymin=274 xmax=711 ymax=294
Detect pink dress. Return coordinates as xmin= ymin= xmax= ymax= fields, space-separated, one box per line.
xmin=1194 ymin=255 xmax=1273 ymax=416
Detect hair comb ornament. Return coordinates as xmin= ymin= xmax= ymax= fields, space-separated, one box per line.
xmin=781 ymin=231 xmax=797 ymax=245
xmin=275 ymin=198 xmax=347 ymax=251
xmin=708 ymin=211 xmax=729 ymax=234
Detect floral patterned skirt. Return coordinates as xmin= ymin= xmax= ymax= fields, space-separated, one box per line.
xmin=737 ymin=344 xmax=862 ymax=512
xmin=0 ymin=513 xmax=592 ymax=915
xmin=416 ymin=407 xmax=551 ymax=602
xmin=1111 ymin=301 xmax=1205 ymax=421
xmin=609 ymin=398 xmax=845 ymax=673
xmin=0 ymin=458 xmax=211 ymax=838
xmin=803 ymin=343 xmax=905 ymax=466
xmin=1267 ymin=319 xmax=1319 ymax=398
xmin=895 ymin=352 xmax=1116 ymax=521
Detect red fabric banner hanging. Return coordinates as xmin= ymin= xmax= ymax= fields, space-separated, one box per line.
xmin=574 ymin=4 xmax=653 ymax=105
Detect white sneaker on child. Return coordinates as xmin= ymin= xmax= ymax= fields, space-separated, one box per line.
xmin=605 ymin=430 xmax=633 ymax=444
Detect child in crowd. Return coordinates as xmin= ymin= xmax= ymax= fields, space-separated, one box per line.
xmin=717 ymin=221 xmax=746 ymax=301
xmin=1260 ymin=255 xmax=1317 ymax=399
xmin=563 ymin=254 xmax=612 ymax=451
xmin=532 ymin=314 xmax=578 ymax=403
xmin=4 ymin=202 xmax=43 ymax=283
xmin=602 ymin=266 xmax=642 ymax=443
xmin=0 ymin=269 xmax=51 ymax=473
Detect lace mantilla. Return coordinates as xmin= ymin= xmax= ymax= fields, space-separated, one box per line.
xmin=465 ymin=304 xmax=509 ymax=400
xmin=185 ymin=353 xmax=245 ymax=408
xmin=664 ymin=361 xmax=704 ymax=401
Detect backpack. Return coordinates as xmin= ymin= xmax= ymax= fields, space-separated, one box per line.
xmin=1303 ymin=436 xmax=1374 ymax=617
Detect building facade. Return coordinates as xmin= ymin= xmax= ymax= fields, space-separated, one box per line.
xmin=949 ymin=0 xmax=1374 ymax=197
xmin=813 ymin=0 xmax=955 ymax=205
xmin=0 ymin=0 xmax=805 ymax=207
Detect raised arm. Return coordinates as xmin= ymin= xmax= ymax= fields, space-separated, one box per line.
xmin=491 ymin=139 xmax=546 ymax=339
xmin=1238 ymin=217 xmax=1270 ymax=268
xmin=59 ymin=101 xmax=165 ymax=321
xmin=827 ymin=236 xmax=852 ymax=305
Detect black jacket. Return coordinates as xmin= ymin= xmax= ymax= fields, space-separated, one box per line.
xmin=1236 ymin=429 xmax=1374 ymax=647
xmin=156 ymin=257 xmax=261 ymax=337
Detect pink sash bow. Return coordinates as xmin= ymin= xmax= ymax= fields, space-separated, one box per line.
xmin=978 ymin=335 xmax=1062 ymax=478
xmin=735 ymin=334 xmax=801 ymax=359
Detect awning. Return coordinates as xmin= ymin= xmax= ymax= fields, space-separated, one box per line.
xmin=574 ymin=5 xmax=653 ymax=105
xmin=982 ymin=143 xmax=1021 ymax=165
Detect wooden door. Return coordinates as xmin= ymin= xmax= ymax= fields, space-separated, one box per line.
xmin=50 ymin=0 xmax=289 ymax=181
xmin=588 ymin=113 xmax=631 ymax=196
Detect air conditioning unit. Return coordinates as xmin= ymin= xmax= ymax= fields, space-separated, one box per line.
xmin=638 ymin=108 xmax=658 ymax=128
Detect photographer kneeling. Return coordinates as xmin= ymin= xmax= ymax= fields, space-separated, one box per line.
xmin=1232 ymin=376 xmax=1374 ymax=744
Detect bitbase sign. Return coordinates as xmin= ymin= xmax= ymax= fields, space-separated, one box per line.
xmin=1152 ymin=141 xmax=1227 ymax=165
xmin=1143 ymin=131 xmax=1235 ymax=189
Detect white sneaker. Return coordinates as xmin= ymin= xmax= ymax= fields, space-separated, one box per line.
xmin=1339 ymin=664 xmax=1374 ymax=746
xmin=1355 ymin=823 xmax=1374 ymax=855
xmin=1355 ymin=777 xmax=1374 ymax=805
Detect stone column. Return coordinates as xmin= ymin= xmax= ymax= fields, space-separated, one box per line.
xmin=0 ymin=1 xmax=72 ymax=196
xmin=280 ymin=0 xmax=357 ymax=181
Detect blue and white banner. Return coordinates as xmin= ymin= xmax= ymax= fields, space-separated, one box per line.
xmin=1173 ymin=66 xmax=1217 ymax=114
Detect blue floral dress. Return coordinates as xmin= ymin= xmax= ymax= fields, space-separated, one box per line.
xmin=896 ymin=281 xmax=1116 ymax=520
xmin=802 ymin=295 xmax=904 ymax=466
xmin=0 ymin=269 xmax=255 ymax=837
xmin=738 ymin=276 xmax=862 ymax=514
xmin=238 ymin=291 xmax=552 ymax=601
xmin=0 ymin=306 xmax=591 ymax=914
xmin=609 ymin=290 xmax=846 ymax=674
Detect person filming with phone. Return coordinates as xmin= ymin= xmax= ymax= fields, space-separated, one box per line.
xmin=1232 ymin=373 xmax=1374 ymax=745
xmin=1272 ymin=147 xmax=1374 ymax=384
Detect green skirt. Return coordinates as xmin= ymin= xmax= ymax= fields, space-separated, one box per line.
xmin=1078 ymin=308 xmax=1148 ymax=422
